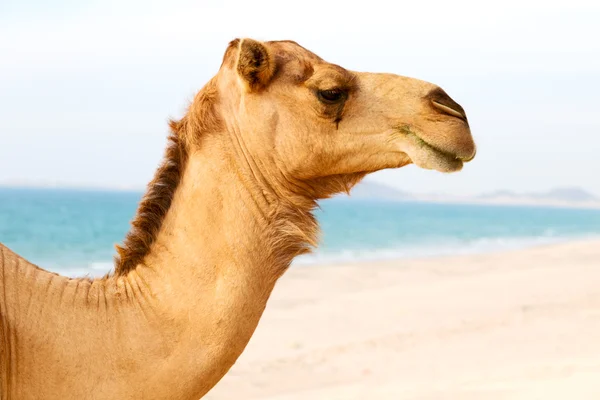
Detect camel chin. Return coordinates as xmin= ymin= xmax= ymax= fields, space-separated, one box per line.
xmin=412 ymin=146 xmax=465 ymax=173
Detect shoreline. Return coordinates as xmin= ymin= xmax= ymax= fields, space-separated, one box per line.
xmin=19 ymin=235 xmax=600 ymax=278
xmin=205 ymin=238 xmax=600 ymax=399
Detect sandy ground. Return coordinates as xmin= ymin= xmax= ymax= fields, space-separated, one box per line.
xmin=205 ymin=239 xmax=600 ymax=399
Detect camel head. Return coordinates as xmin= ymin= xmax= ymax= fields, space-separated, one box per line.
xmin=211 ymin=38 xmax=476 ymax=199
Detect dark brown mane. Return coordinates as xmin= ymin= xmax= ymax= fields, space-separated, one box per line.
xmin=113 ymin=129 xmax=188 ymax=275
xmin=113 ymin=81 xmax=220 ymax=275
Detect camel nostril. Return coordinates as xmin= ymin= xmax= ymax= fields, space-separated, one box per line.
xmin=427 ymin=88 xmax=468 ymax=122
xmin=432 ymin=101 xmax=467 ymax=121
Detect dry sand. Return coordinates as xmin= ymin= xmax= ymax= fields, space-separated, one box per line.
xmin=205 ymin=239 xmax=600 ymax=399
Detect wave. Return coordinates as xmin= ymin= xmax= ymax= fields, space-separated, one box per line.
xmin=293 ymin=233 xmax=600 ymax=266
xmin=52 ymin=233 xmax=599 ymax=277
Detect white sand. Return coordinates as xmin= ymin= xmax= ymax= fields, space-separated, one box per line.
xmin=205 ymin=240 xmax=600 ymax=399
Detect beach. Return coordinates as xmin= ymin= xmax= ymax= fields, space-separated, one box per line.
xmin=205 ymin=239 xmax=600 ymax=399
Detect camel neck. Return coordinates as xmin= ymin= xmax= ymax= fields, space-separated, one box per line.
xmin=121 ymin=135 xmax=316 ymax=398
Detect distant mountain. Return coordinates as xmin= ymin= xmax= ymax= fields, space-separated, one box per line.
xmin=341 ymin=182 xmax=599 ymax=209
xmin=346 ymin=181 xmax=413 ymax=200
xmin=532 ymin=187 xmax=598 ymax=202
xmin=478 ymin=187 xmax=598 ymax=203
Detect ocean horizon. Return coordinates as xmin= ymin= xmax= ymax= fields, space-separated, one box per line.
xmin=1 ymin=186 xmax=600 ymax=278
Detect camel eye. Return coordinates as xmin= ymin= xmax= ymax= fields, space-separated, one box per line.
xmin=317 ymin=88 xmax=346 ymax=104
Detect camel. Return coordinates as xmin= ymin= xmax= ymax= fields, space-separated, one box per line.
xmin=0 ymin=38 xmax=476 ymax=399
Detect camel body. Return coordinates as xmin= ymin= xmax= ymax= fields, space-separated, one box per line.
xmin=0 ymin=39 xmax=475 ymax=399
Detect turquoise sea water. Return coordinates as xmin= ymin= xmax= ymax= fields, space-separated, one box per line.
xmin=1 ymin=187 xmax=600 ymax=277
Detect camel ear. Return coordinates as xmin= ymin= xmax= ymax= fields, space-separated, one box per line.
xmin=236 ymin=38 xmax=275 ymax=91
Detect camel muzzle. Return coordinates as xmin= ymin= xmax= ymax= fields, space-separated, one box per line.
xmin=424 ymin=87 xmax=476 ymax=162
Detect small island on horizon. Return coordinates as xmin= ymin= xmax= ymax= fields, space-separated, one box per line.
xmin=347 ymin=181 xmax=600 ymax=210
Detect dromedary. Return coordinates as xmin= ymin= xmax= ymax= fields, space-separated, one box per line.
xmin=0 ymin=39 xmax=476 ymax=399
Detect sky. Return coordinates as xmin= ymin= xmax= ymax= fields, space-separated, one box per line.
xmin=1 ymin=0 xmax=599 ymax=196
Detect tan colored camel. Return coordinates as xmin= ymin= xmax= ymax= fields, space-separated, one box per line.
xmin=0 ymin=38 xmax=475 ymax=399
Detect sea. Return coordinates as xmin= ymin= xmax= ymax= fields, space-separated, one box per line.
xmin=1 ymin=187 xmax=600 ymax=277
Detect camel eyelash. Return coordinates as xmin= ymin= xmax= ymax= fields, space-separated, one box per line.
xmin=316 ymin=88 xmax=348 ymax=104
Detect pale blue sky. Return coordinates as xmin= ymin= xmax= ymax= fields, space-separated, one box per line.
xmin=1 ymin=0 xmax=599 ymax=196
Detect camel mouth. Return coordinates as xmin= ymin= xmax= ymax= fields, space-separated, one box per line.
xmin=410 ymin=132 xmax=464 ymax=172
xmin=396 ymin=127 xmax=467 ymax=173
